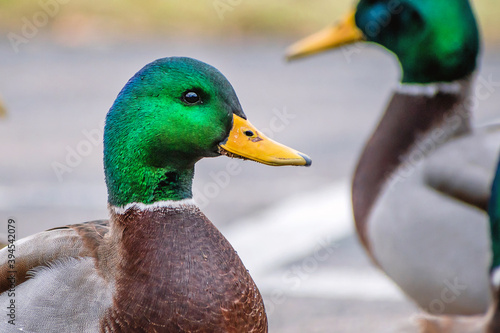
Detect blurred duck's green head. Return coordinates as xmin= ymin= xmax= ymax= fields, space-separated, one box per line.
xmin=287 ymin=0 xmax=480 ymax=84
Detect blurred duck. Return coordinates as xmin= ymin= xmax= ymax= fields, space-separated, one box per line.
xmin=0 ymin=57 xmax=311 ymax=332
xmin=287 ymin=0 xmax=500 ymax=317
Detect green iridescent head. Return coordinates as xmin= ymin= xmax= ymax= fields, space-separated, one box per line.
xmin=104 ymin=57 xmax=311 ymax=207
xmin=287 ymin=0 xmax=480 ymax=84
xmin=104 ymin=57 xmax=244 ymax=206
xmin=356 ymin=0 xmax=479 ymax=83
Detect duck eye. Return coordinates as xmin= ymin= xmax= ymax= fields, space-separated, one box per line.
xmin=182 ymin=91 xmax=201 ymax=105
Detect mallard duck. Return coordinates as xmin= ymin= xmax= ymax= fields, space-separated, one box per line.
xmin=0 ymin=57 xmax=311 ymax=332
xmin=287 ymin=0 xmax=499 ymax=316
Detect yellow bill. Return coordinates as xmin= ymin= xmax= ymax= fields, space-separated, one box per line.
xmin=219 ymin=114 xmax=311 ymax=167
xmin=286 ymin=9 xmax=364 ymax=61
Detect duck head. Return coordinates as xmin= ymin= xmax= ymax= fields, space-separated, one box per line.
xmin=286 ymin=0 xmax=480 ymax=83
xmin=104 ymin=57 xmax=311 ymax=207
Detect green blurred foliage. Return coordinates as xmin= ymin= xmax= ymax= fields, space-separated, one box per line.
xmin=0 ymin=0 xmax=498 ymax=43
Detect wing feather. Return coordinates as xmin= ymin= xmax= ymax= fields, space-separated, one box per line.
xmin=0 ymin=220 xmax=109 ymax=294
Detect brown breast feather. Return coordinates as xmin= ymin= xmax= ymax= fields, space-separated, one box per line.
xmin=100 ymin=206 xmax=267 ymax=333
